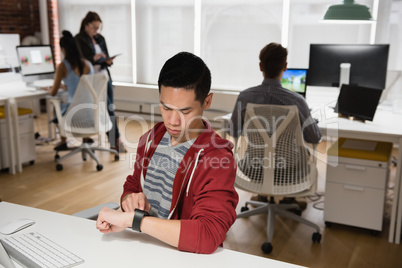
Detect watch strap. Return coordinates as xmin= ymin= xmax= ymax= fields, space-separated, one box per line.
xmin=132 ymin=208 xmax=149 ymax=232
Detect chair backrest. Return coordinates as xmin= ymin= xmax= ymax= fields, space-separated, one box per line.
xmin=235 ymin=103 xmax=317 ymax=196
xmin=61 ymin=73 xmax=112 ymax=139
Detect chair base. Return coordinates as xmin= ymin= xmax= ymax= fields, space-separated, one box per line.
xmin=54 ymin=142 xmax=119 ymax=171
xmin=237 ymin=199 xmax=321 ymax=253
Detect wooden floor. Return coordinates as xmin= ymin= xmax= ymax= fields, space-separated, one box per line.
xmin=1 ymin=113 xmax=401 ymax=267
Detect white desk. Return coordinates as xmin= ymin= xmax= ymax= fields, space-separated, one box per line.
xmin=216 ymin=86 xmax=402 ymax=244
xmin=0 ymin=97 xmax=15 ymax=174
xmin=0 ymin=202 xmax=304 ymax=268
xmin=0 ymin=74 xmax=49 ymax=174
xmin=306 ymin=86 xmax=402 ymax=244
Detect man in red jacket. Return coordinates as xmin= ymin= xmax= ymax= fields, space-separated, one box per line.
xmin=96 ymin=52 xmax=239 ymax=254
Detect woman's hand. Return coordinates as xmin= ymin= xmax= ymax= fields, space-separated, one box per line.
xmin=93 ymin=53 xmax=107 ymax=62
xmin=105 ymin=57 xmax=114 ymax=65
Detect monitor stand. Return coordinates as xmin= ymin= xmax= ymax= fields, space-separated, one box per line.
xmin=339 ymin=63 xmax=351 ymax=87
xmin=338 ymin=113 xmax=366 ymax=123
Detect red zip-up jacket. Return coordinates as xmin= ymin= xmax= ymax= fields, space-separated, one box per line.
xmin=121 ymin=120 xmax=239 ymax=254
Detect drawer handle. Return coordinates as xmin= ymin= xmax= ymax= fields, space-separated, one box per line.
xmin=344 ymin=165 xmax=366 ymax=171
xmin=344 ymin=185 xmax=365 ymax=192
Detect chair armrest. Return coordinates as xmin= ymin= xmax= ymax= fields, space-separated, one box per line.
xmin=72 ymin=202 xmax=120 ymax=220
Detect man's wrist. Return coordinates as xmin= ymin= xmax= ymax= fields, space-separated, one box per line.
xmin=132 ymin=209 xmax=149 ymax=232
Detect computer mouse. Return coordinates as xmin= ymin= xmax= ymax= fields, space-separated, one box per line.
xmin=0 ymin=219 xmax=35 ymax=235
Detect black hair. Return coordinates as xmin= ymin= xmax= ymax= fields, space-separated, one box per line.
xmin=259 ymin=43 xmax=288 ymax=79
xmin=79 ymin=11 xmax=102 ymax=33
xmin=60 ymin=30 xmax=85 ymax=76
xmin=158 ymin=52 xmax=211 ymax=104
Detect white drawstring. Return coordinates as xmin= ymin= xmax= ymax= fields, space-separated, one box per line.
xmin=186 ymin=149 xmax=204 ymax=197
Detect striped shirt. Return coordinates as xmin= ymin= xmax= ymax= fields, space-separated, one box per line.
xmin=230 ymin=78 xmax=321 ymax=144
xmin=143 ymin=132 xmax=195 ymax=219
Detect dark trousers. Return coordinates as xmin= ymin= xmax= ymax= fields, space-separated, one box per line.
xmin=106 ymin=79 xmax=120 ymax=147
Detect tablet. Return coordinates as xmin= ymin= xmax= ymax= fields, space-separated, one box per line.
xmin=105 ymin=53 xmax=121 ymax=60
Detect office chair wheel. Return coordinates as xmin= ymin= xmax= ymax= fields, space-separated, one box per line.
xmin=261 ymin=242 xmax=273 ymax=254
xmin=56 ymin=164 xmax=63 ymax=171
xmin=114 ymin=154 xmax=120 ymax=161
xmin=312 ymin=232 xmax=321 ymax=243
xmin=96 ymin=164 xmax=103 ymax=171
xmin=240 ymin=206 xmax=249 ymax=212
xmin=324 ymin=221 xmax=332 ymax=228
xmin=55 ymin=154 xmax=60 ymax=161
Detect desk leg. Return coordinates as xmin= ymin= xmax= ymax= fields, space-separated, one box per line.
xmin=4 ymin=101 xmax=16 ymax=174
xmin=9 ymin=98 xmax=22 ymax=173
xmin=393 ymin=138 xmax=402 ymax=244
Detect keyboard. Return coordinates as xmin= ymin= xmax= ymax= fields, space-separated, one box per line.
xmin=0 ymin=232 xmax=84 ymax=268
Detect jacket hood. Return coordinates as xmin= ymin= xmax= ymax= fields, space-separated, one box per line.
xmin=146 ymin=120 xmax=233 ymax=158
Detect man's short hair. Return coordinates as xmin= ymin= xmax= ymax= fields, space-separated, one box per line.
xmin=158 ymin=52 xmax=211 ymax=104
xmin=259 ymin=43 xmax=288 ymax=79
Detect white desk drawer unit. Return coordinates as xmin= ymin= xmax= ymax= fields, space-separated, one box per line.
xmin=324 ymin=138 xmax=392 ymax=232
xmin=0 ymin=107 xmax=35 ymax=170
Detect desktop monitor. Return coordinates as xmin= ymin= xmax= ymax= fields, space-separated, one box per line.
xmin=16 ymin=45 xmax=55 ymax=84
xmin=335 ymin=84 xmax=382 ymax=121
xmin=308 ymin=44 xmax=389 ymax=89
xmin=281 ymin=68 xmax=308 ymax=97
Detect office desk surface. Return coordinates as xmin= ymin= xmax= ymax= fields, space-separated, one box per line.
xmin=307 ymin=86 xmax=402 ymax=244
xmin=0 ymin=80 xmax=48 ymax=100
xmin=0 ymin=75 xmax=49 ymax=174
xmin=0 ymin=202 xmax=304 ymax=268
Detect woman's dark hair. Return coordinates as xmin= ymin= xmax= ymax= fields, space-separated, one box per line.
xmin=79 ymin=11 xmax=102 ymax=33
xmin=60 ymin=30 xmax=85 ymax=76
xmin=158 ymin=52 xmax=211 ymax=104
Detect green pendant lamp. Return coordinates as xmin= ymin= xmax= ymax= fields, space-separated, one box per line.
xmin=322 ymin=0 xmax=374 ymax=23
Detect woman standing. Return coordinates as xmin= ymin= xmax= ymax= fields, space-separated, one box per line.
xmin=75 ymin=11 xmax=125 ymax=152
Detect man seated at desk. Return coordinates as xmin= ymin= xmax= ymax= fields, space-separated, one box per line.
xmin=96 ymin=52 xmax=239 ymax=254
xmin=230 ymin=42 xmax=321 ymax=208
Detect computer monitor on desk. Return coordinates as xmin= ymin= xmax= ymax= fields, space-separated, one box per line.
xmin=335 ymin=84 xmax=382 ymax=122
xmin=281 ymin=68 xmax=308 ymax=98
xmin=307 ymin=44 xmax=389 ymax=90
xmin=16 ymin=45 xmax=55 ymax=86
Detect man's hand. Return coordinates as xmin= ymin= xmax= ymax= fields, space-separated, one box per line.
xmin=121 ymin=192 xmax=151 ymax=212
xmin=96 ymin=207 xmax=133 ymax=233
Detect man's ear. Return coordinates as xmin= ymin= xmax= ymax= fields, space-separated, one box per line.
xmin=203 ymin=93 xmax=213 ymax=110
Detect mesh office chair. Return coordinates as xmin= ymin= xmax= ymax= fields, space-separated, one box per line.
xmin=50 ymin=73 xmax=119 ymax=171
xmin=235 ymin=103 xmax=321 ymax=254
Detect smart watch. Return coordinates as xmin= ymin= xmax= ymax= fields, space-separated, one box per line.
xmin=132 ymin=208 xmax=150 ymax=232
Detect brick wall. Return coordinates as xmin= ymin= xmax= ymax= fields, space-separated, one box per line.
xmin=47 ymin=0 xmax=60 ymax=65
xmin=0 ymin=0 xmax=60 ymax=65
xmin=0 ymin=0 xmax=41 ymax=42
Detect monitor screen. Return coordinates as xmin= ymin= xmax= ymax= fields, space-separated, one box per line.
xmin=281 ymin=68 xmax=307 ymax=97
xmin=308 ymin=44 xmax=389 ymax=89
xmin=335 ymin=84 xmax=382 ymax=121
xmin=16 ymin=45 xmax=55 ymax=76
